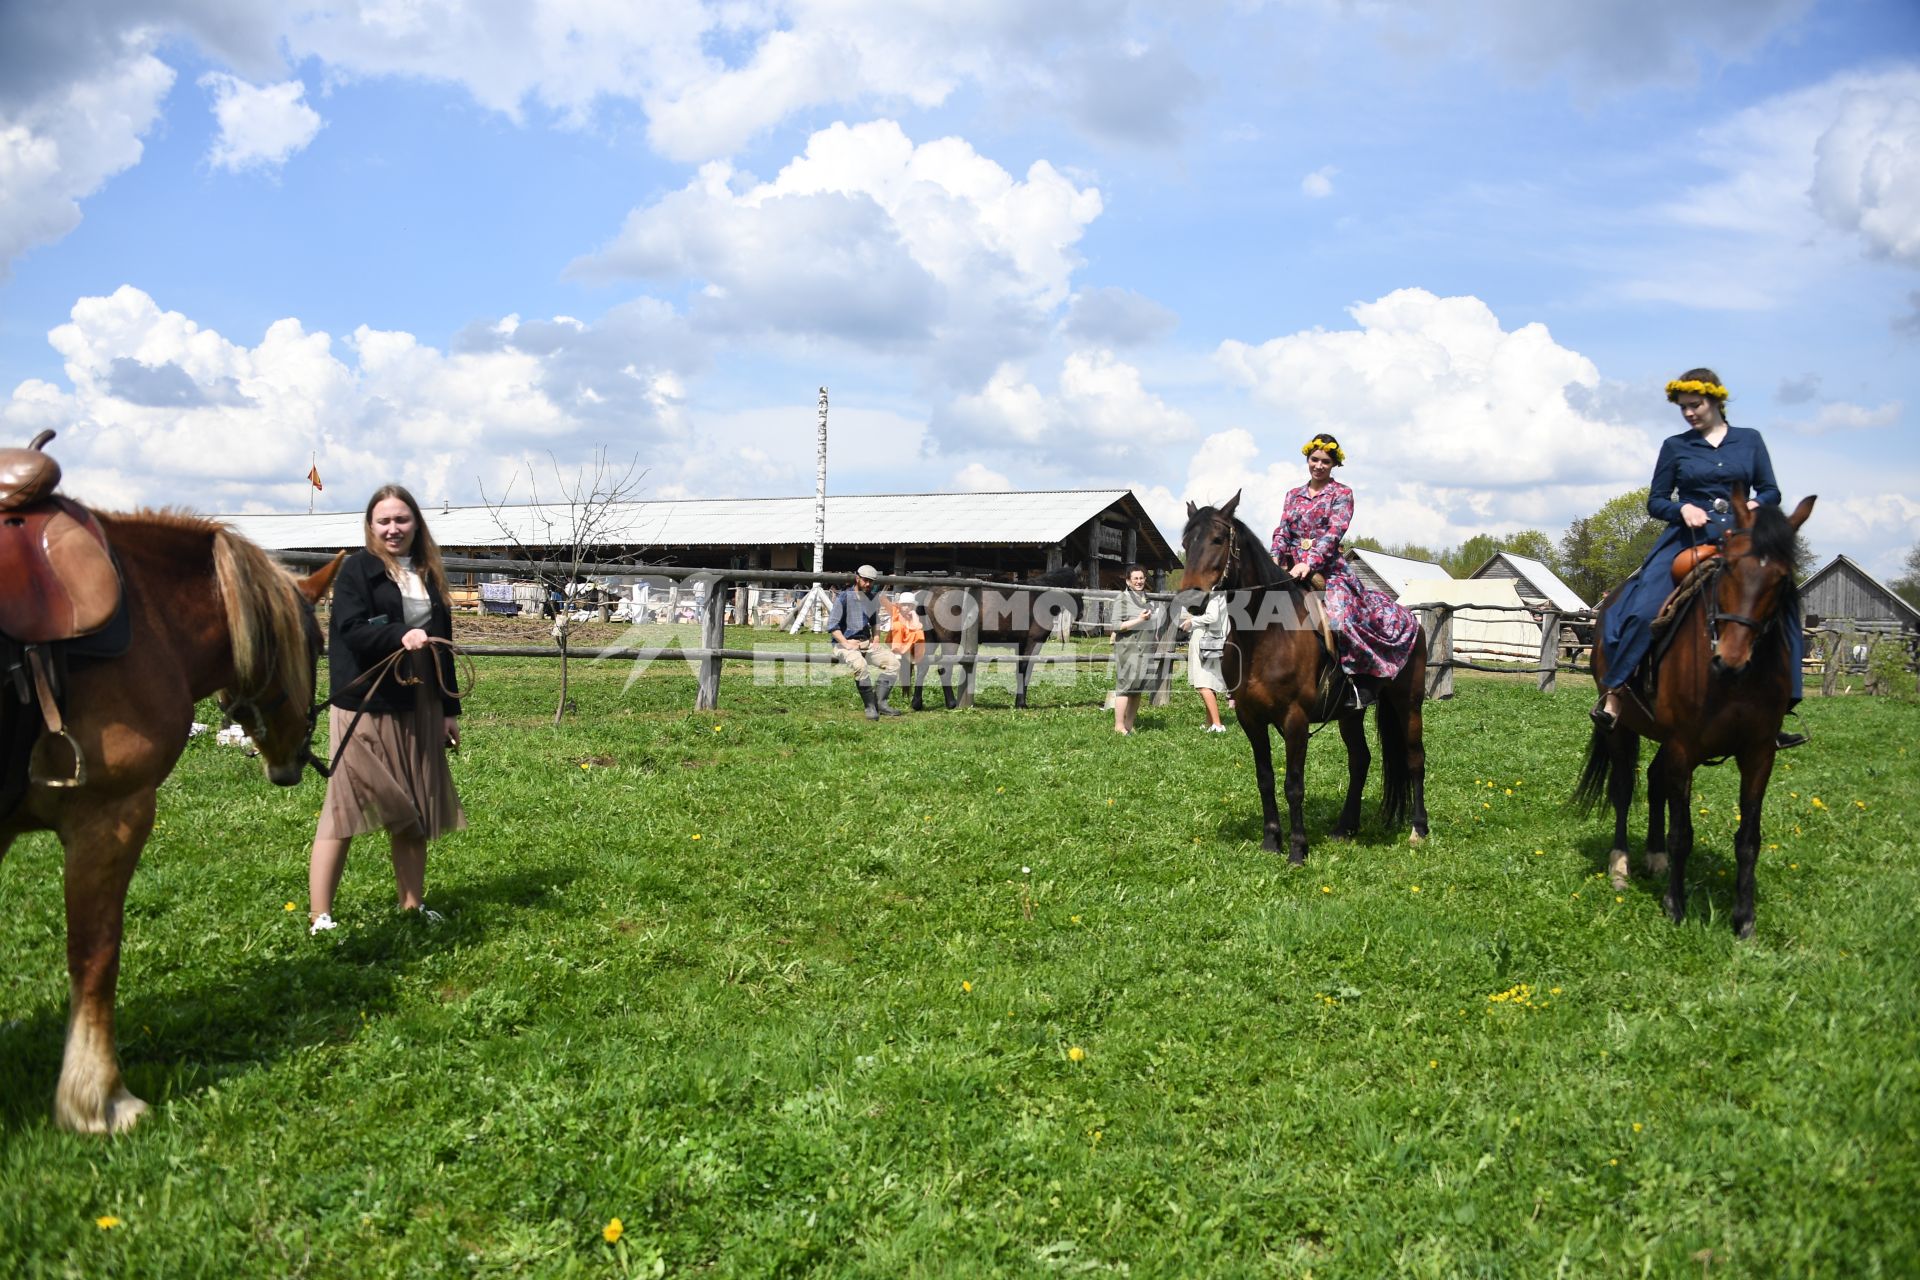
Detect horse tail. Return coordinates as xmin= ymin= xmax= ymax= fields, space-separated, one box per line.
xmin=1574 ymin=722 xmax=1612 ymax=814
xmin=1375 ymin=691 xmax=1411 ymax=829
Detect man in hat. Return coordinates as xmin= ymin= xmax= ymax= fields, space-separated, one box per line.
xmin=828 ymin=564 xmax=903 ymax=719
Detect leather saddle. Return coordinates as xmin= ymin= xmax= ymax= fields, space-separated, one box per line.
xmin=0 ymin=431 xmax=123 ymax=787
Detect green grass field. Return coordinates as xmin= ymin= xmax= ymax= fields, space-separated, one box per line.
xmin=3 ymin=654 xmax=1917 ymax=1277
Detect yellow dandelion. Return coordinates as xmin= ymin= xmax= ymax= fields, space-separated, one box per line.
xmin=1107 ymin=798 xmax=1114 ymax=806
xmin=1609 ymin=1158 xmax=1618 ymax=1166
xmin=284 ymin=901 xmax=297 ymax=912
xmin=580 ymin=762 xmax=591 ymax=770
xmin=1790 ymin=791 xmax=1799 ymax=798
xmin=1321 ymin=885 xmax=1332 ymax=894
xmin=1505 ymin=788 xmax=1513 ymax=797
xmin=1790 ymin=862 xmax=1799 ymax=870
xmin=1067 ymin=1045 xmax=1086 ymax=1063
xmin=1632 ymin=1122 xmax=1643 ymax=1133
xmin=1571 ymin=892 xmax=1580 ymax=899
xmin=1793 ymin=825 xmax=1802 ymax=835
xmin=1428 ymin=1059 xmax=1438 ymax=1069
xmin=1482 ymin=802 xmax=1490 ymax=810
xmin=712 ymin=725 xmax=722 ymax=733
xmin=1534 ymin=849 xmax=1544 ymax=856
xmin=1855 ymin=800 xmax=1866 ymax=810
xmin=1616 ymin=896 xmax=1623 ymax=903
xmin=1410 ymin=885 xmax=1421 ymax=893
xmin=1070 ymin=915 xmax=1082 ymax=924
xmin=996 ymin=786 xmax=1004 ymax=793
xmin=96 ymin=1216 xmax=121 ymax=1230
xmin=690 ymin=833 xmax=701 ymax=840
xmin=961 ymin=981 xmax=972 ymax=993
xmin=603 ymin=1218 xmax=624 ymax=1244
xmin=1811 ymin=797 xmax=1826 ymax=810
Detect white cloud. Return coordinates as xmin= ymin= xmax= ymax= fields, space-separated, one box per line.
xmin=1 ymin=285 xmax=699 ymax=511
xmin=574 ymin=120 xmax=1102 ymax=376
xmin=1206 ymin=287 xmax=1663 ymax=544
xmin=1301 ymin=165 xmax=1336 ymax=198
xmin=0 ymin=49 xmax=173 ymax=275
xmin=928 ymin=348 xmax=1194 ymax=467
xmin=954 ymin=462 xmax=1012 ymax=492
xmin=201 ymin=73 xmax=324 ymax=171
xmin=1811 ymin=81 xmax=1920 ymax=268
xmin=1776 ymin=399 xmax=1903 ymax=435
xmin=1658 ymin=68 xmax=1920 ymax=283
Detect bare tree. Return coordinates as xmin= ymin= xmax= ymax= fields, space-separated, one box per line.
xmin=480 ymin=449 xmax=650 ymax=723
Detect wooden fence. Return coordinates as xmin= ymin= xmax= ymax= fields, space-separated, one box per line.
xmin=275 ymin=552 xmax=1915 ymax=709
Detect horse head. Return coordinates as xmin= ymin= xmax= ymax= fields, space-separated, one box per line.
xmin=1179 ymin=491 xmax=1245 ymax=604
xmin=217 ymin=544 xmax=346 ymax=786
xmin=1709 ymin=487 xmax=1815 ymax=678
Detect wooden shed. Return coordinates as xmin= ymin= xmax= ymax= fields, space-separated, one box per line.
xmin=1468 ymin=551 xmax=1588 ymax=613
xmin=1347 ymin=549 xmax=1450 ymax=600
xmin=1800 ymin=555 xmax=1920 ymax=635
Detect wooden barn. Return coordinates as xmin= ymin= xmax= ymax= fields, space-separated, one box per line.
xmin=219 ymin=488 xmax=1179 ymax=589
xmin=1346 ymin=549 xmax=1450 ymax=600
xmin=1799 ymin=555 xmax=1920 ymax=635
xmin=1468 ymin=551 xmax=1589 ymax=614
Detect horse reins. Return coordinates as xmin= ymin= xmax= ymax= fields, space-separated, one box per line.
xmin=308 ymin=637 xmax=475 ymax=780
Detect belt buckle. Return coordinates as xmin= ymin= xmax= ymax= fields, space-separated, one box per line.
xmin=1710 ymin=497 xmax=1730 ymax=515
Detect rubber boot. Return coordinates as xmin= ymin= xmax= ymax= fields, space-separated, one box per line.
xmin=873 ymin=675 xmax=903 ymax=716
xmin=857 ymin=681 xmax=880 ymax=721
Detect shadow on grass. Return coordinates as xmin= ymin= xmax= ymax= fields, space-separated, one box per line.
xmin=0 ymin=862 xmax=579 ymax=1133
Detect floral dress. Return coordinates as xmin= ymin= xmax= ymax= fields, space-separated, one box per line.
xmin=1271 ymin=480 xmax=1419 ymax=679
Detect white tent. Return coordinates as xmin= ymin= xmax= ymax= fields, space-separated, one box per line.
xmin=1400 ymin=578 xmax=1542 ymax=664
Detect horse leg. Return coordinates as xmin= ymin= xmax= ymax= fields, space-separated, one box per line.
xmin=1657 ymin=750 xmax=1695 ymax=926
xmin=54 ymin=792 xmax=155 ymax=1133
xmin=1404 ymin=689 xmax=1428 ymax=844
xmin=1013 ymin=638 xmax=1034 ymax=710
xmin=1281 ymin=712 xmax=1311 ymax=866
xmin=1605 ymin=731 xmax=1639 ymax=890
xmin=1730 ymin=746 xmax=1777 ymax=940
xmin=937 ymin=642 xmax=960 ymax=710
xmin=1644 ymin=745 xmax=1670 ymax=881
xmin=1244 ymin=720 xmax=1285 ymax=855
xmin=1329 ymin=712 xmax=1368 ymax=839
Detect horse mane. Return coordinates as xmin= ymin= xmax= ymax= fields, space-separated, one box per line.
xmin=1033 ymin=564 xmax=1081 ymax=588
xmin=1746 ymin=503 xmax=1798 ymax=570
xmin=209 ymin=529 xmax=312 ymax=700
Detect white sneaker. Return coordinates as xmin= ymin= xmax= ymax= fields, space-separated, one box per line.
xmin=309 ymin=912 xmax=338 ymax=936
xmin=410 ymin=905 xmax=446 ymax=925
xmin=1206 ymin=724 xmax=1229 ymax=733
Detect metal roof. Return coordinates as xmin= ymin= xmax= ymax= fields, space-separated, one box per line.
xmin=218 ymin=489 xmax=1155 ymax=552
xmin=1802 ymin=555 xmax=1920 ymax=626
xmin=1479 ymin=551 xmax=1589 ymax=612
xmin=1348 ymin=548 xmax=1451 ymax=594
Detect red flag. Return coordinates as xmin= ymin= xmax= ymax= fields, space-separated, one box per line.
xmin=307 ymin=465 xmax=323 ymax=492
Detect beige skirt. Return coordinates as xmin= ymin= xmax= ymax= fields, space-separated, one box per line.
xmin=316 ymin=667 xmax=466 ymax=841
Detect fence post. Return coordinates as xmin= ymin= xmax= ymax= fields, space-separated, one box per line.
xmin=696 ymin=576 xmax=726 ymax=711
xmin=1818 ymin=630 xmax=1843 ymax=697
xmin=1423 ymin=605 xmax=1454 ymax=701
xmin=957 ymin=586 xmax=982 ymax=709
xmin=1536 ymin=610 xmax=1560 ymax=694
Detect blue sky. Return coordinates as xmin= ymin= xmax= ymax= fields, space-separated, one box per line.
xmin=3 ymin=0 xmax=1917 ymax=577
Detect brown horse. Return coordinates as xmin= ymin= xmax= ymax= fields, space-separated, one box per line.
xmin=1577 ymin=488 xmax=1815 ymax=938
xmin=1179 ymin=495 xmax=1428 ymax=863
xmin=1 ymin=511 xmax=341 ymax=1131
xmin=910 ymin=564 xmax=1084 ymax=710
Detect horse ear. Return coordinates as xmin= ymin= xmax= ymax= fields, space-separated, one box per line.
xmin=1787 ymin=494 xmax=1816 ymax=530
xmin=297 ymin=550 xmax=348 ymax=604
xmin=1729 ymin=484 xmax=1753 ymax=528
xmin=1220 ymin=490 xmax=1242 ymax=519
xmin=1185 ymin=500 xmax=1197 ymax=518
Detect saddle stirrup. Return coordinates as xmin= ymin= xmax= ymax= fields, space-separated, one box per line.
xmin=25 ymin=646 xmax=85 ymax=788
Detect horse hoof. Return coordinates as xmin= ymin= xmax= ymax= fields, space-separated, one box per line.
xmin=1734 ymin=918 xmax=1755 ymax=941
xmin=1407 ymin=831 xmax=1425 ymax=848
xmin=56 ymin=1086 xmax=148 ymax=1135
xmin=1607 ymin=850 xmax=1629 ymax=892
xmin=1646 ymin=853 xmax=1670 ymax=878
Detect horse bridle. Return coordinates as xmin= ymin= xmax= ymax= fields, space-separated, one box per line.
xmin=219 ymin=595 xmax=334 ymax=778
xmin=1703 ymin=546 xmax=1783 ymax=650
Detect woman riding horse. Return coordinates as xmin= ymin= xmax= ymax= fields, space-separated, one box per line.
xmin=1591 ymin=369 xmax=1806 ymax=749
xmin=1269 ymin=433 xmax=1420 ymax=709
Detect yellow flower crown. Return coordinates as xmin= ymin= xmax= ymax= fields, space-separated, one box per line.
xmin=1301 ymin=436 xmax=1346 ymax=465
xmin=1666 ymin=378 xmax=1728 ymax=402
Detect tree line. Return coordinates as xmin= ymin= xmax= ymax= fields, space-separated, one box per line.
xmin=1349 ymin=488 xmax=1818 ymax=608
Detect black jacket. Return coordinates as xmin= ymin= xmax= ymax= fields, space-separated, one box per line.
xmin=328 ymin=550 xmax=462 ymax=716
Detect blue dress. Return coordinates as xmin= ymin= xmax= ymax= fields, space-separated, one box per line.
xmin=1598 ymin=425 xmax=1802 ymax=699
